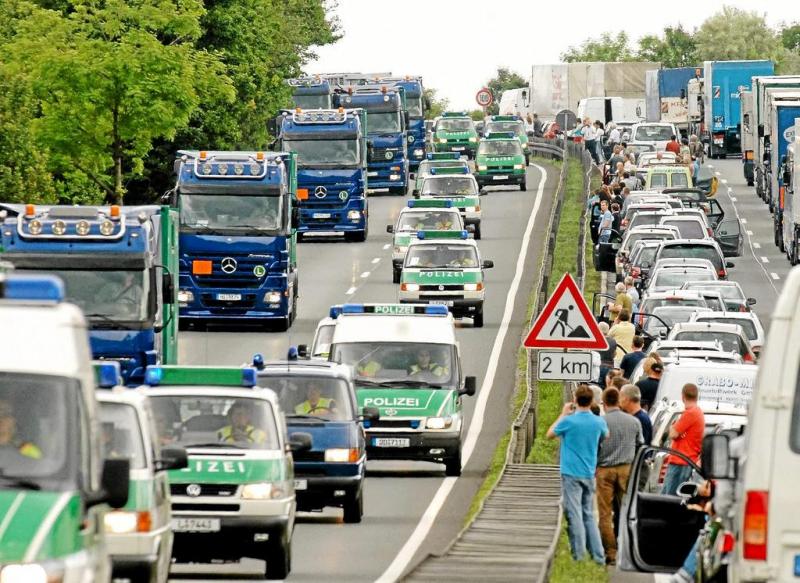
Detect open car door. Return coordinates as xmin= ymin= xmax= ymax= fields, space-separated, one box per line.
xmin=714 ymin=218 xmax=743 ymax=257
xmin=589 ymin=201 xmax=602 ymax=245
xmin=617 ymin=445 xmax=707 ymax=573
xmin=706 ymin=199 xmax=725 ymax=229
xmin=593 ymin=230 xmax=622 ymax=273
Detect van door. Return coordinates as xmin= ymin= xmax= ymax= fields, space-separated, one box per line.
xmin=715 ymin=218 xmax=743 ymax=257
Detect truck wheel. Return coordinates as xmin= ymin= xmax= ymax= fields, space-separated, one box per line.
xmin=392 ymin=268 xmax=401 ymax=284
xmin=519 ymin=179 xmax=527 ymax=191
xmin=345 ymin=230 xmax=367 ymax=243
xmin=473 ymin=224 xmax=482 ymax=240
xmin=444 ymin=451 xmax=462 ymax=476
xmin=389 ymin=186 xmax=406 ymax=196
xmin=265 ymin=537 xmax=291 ymax=580
xmin=473 ymin=311 xmax=484 ymax=328
xmin=525 ymin=154 xmax=530 ymax=166
xmin=296 ymin=232 xmax=304 ymax=242
xmin=342 ymin=488 xmax=363 ymax=523
xmin=747 ymin=179 xmax=754 ymax=187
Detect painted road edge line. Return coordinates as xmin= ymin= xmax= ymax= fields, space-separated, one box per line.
xmin=375 ymin=164 xmax=549 ymax=583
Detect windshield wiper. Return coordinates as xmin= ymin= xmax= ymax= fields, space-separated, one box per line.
xmin=84 ymin=313 xmax=130 ymax=329
xmin=0 ymin=474 xmax=42 ymax=491
xmin=357 ymin=380 xmax=448 ymax=389
xmin=186 ymin=226 xmax=226 ymax=235
xmin=185 ymin=442 xmax=245 ymax=449
xmin=286 ymin=414 xmax=329 ymax=422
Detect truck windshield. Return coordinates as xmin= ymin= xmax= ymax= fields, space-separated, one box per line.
xmin=634 ymin=125 xmax=673 ymax=141
xmin=259 ymin=375 xmax=354 ymax=421
xmin=407 ymin=98 xmax=423 ymax=117
xmin=367 ymin=112 xmax=402 ymax=133
xmin=405 ymin=244 xmax=478 ymax=268
xmin=150 ymin=395 xmax=280 ymax=450
xmin=0 ymin=373 xmax=80 ymax=488
xmin=180 ymin=194 xmax=283 ymax=234
xmin=293 ymin=94 xmax=331 ymax=110
xmin=17 ymin=268 xmax=151 ymax=324
xmin=437 ymin=119 xmax=473 ymax=132
xmin=99 ymin=402 xmax=146 ymax=469
xmin=421 ymin=177 xmax=478 ymax=196
xmin=477 ymin=141 xmax=523 ymax=156
xmin=283 ymin=139 xmax=359 ymax=167
xmin=331 ymin=342 xmax=458 ymax=389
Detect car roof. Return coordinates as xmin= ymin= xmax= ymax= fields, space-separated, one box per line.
xmin=659 ymin=238 xmax=719 ymax=247
xmin=643 ymin=289 xmax=705 ymax=299
xmin=670 ymin=322 xmax=746 ymax=334
xmin=407 ymin=237 xmax=477 ymax=249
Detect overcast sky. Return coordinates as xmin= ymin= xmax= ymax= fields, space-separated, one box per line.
xmin=309 ymin=1 xmax=800 ymax=110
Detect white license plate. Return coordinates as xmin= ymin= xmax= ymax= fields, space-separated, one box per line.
xmin=452 ymin=147 xmax=465 ymax=152
xmin=367 ymin=171 xmax=378 ymax=177
xmin=430 ymin=300 xmax=454 ymax=306
xmin=172 ymin=518 xmax=221 ymax=533
xmin=373 ymin=437 xmax=410 ymax=448
xmin=493 ymin=175 xmax=508 ymax=181
xmin=216 ymin=293 xmax=241 ymax=301
xmin=312 ymin=213 xmax=331 ymax=219
xmin=294 ymin=479 xmax=307 ymax=491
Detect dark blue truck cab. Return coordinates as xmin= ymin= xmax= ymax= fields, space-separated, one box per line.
xmin=289 ymin=77 xmax=333 ymax=110
xmin=380 ymin=77 xmax=428 ymax=171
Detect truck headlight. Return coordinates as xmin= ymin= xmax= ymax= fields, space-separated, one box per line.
xmin=325 ymin=448 xmax=359 ymax=462
xmin=389 ymin=174 xmax=400 ymax=181
xmin=347 ymin=210 xmax=362 ymax=220
xmin=414 ymin=149 xmax=424 ymax=157
xmin=264 ymin=292 xmax=281 ymax=304
xmin=177 ymin=290 xmax=194 ymax=304
xmin=513 ymin=164 xmax=524 ymax=170
xmin=242 ymin=482 xmax=273 ymax=499
xmin=477 ymin=165 xmax=488 ymax=171
xmin=0 ymin=563 xmax=63 ymax=583
xmin=468 ymin=137 xmax=477 ymax=143
xmin=438 ymin=138 xmax=447 ymax=144
xmin=426 ymin=416 xmax=453 ymax=429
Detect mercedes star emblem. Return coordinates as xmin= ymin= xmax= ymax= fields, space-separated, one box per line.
xmin=314 ymin=185 xmax=327 ymax=199
xmin=221 ymin=257 xmax=238 ymax=274
xmin=186 ymin=484 xmax=202 ymax=497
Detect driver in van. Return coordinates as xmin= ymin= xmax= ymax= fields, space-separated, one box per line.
xmin=218 ymin=400 xmax=267 ymax=445
xmin=0 ymin=399 xmax=42 ymax=459
xmin=295 ymin=381 xmax=337 ymax=416
xmin=408 ymin=348 xmax=449 ymax=378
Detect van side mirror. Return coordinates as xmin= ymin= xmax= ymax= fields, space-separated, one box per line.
xmin=155 ymin=446 xmax=188 ymax=472
xmin=482 ymin=260 xmax=494 ymax=269
xmin=297 ymin=344 xmax=308 ymax=358
xmin=361 ymin=406 xmax=380 ymax=422
xmin=460 ymin=376 xmax=477 ymax=396
xmin=412 ymin=189 xmax=420 ymax=198
xmin=386 ymin=225 xmax=394 ymax=233
xmin=161 ymin=272 xmax=175 ymax=305
xmin=701 ymin=434 xmax=735 ymax=479
xmin=87 ymin=458 xmax=130 ymax=509
xmin=288 ymin=432 xmax=312 ymax=453
xmin=726 ymin=261 xmax=735 ymax=268
xmin=746 ymin=297 xmax=756 ymax=306
xmin=676 ymin=481 xmax=699 ymax=499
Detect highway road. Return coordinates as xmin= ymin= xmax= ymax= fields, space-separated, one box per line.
xmin=171 ymin=162 xmax=558 ymax=581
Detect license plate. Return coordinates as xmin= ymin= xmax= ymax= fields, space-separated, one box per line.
xmin=430 ymin=300 xmax=454 ymax=306
xmin=493 ymin=175 xmax=508 ymax=181
xmin=312 ymin=213 xmax=331 ymax=219
xmin=452 ymin=147 xmax=465 ymax=152
xmin=372 ymin=437 xmax=410 ymax=448
xmin=171 ymin=518 xmax=221 ymax=533
xmin=216 ymin=293 xmax=241 ymax=301
xmin=294 ymin=479 xmax=307 ymax=491
xmin=367 ymin=171 xmax=378 ymax=177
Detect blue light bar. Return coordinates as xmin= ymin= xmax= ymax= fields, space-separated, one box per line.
xmin=287 ymin=346 xmax=299 ymax=361
xmin=410 ymin=420 xmax=421 ymax=429
xmin=94 ymin=362 xmax=122 ymax=388
xmin=252 ymin=353 xmax=265 ymax=370
xmin=329 ymin=305 xmax=343 ymax=319
xmin=2 ymin=274 xmax=65 ymax=302
xmin=144 ymin=367 xmax=163 ymax=386
xmin=339 ymin=303 xmax=449 ymax=316
xmin=426 ymin=152 xmax=459 ymax=160
xmin=429 ymin=167 xmax=469 ymax=175
xmin=241 ymin=368 xmax=258 ymax=387
xmin=424 ymin=305 xmax=449 ymax=315
xmin=342 ymin=304 xmax=365 ymax=314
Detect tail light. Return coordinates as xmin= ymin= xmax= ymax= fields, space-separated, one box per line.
xmin=743 ymin=490 xmax=768 ymax=560
xmin=721 ymin=531 xmax=736 ymax=554
xmin=718 ymin=269 xmax=726 ymax=278
xmin=743 ymin=352 xmax=754 ymax=363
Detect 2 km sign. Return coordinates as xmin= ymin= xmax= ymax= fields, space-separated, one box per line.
xmin=537 ymin=351 xmax=593 ymax=381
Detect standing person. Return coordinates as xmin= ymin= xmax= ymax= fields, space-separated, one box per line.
xmin=692 ymin=156 xmax=701 ymax=183
xmin=607 ymin=123 xmax=621 ymax=148
xmin=597 ymin=199 xmax=613 ymax=243
xmin=607 ymin=282 xmax=632 ymax=322
xmin=619 ymin=384 xmax=652 ymax=444
xmin=661 ymin=383 xmax=705 ymax=495
xmin=583 ymin=118 xmax=598 ymax=164
xmin=533 ymin=113 xmax=544 ymax=138
xmin=635 ymin=357 xmax=663 ymax=410
xmin=609 ymin=309 xmax=635 ymax=360
xmin=624 ymin=276 xmax=639 ymax=311
xmin=619 ymin=336 xmax=646 ymax=380
xmin=595 ymin=121 xmax=606 ymax=163
xmin=547 ymin=384 xmax=609 ymax=565
xmin=680 ymin=138 xmax=692 ymax=164
xmin=524 ymin=113 xmax=534 ymax=134
xmin=596 ymin=387 xmax=643 ymax=565
xmin=597 ymin=322 xmax=617 ymax=385
xmin=666 ymin=135 xmax=681 ymax=155
xmin=689 ymin=134 xmax=704 ymax=163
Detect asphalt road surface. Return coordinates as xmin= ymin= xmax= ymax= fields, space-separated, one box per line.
xmin=171 ymin=162 xmax=558 ymax=582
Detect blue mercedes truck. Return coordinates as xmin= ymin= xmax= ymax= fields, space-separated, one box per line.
xmin=171 ymin=150 xmax=299 ymax=330
xmin=336 ymin=85 xmax=410 ymax=195
xmin=380 ymin=77 xmax=428 ymax=171
xmin=273 ymin=108 xmax=369 ymax=242
xmin=0 ymin=204 xmax=179 ymax=384
xmin=289 ymin=77 xmax=333 ymax=110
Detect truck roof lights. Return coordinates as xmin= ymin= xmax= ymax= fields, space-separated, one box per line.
xmin=24 ymin=204 xmax=35 ymax=218
xmin=415 ymin=230 xmax=469 ymax=240
xmin=18 ymin=207 xmax=125 ymax=240
xmin=292 ymin=108 xmax=348 ymax=125
xmin=430 ymin=166 xmax=469 ymax=175
xmin=407 ymin=199 xmax=453 ymax=208
xmin=426 ymin=152 xmax=460 ymax=160
xmin=0 ymin=274 xmax=65 ymax=302
xmin=144 ymin=365 xmax=258 ymax=388
xmin=94 ymin=362 xmax=122 ymax=388
xmin=340 ymin=303 xmax=448 ymax=316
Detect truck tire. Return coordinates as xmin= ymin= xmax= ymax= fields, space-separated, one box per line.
xmin=473 ymin=311 xmax=484 ymax=328
xmin=342 ymin=489 xmax=363 ymax=523
xmin=444 ymin=451 xmax=462 ymax=476
xmin=345 ymin=230 xmax=367 ymax=243
xmin=265 ymin=537 xmax=291 ymax=580
xmin=747 ymin=179 xmax=754 ymax=187
xmin=520 ymin=178 xmax=527 ymax=191
xmin=392 ymin=268 xmax=401 ymax=284
xmin=389 ymin=186 xmax=406 ymax=196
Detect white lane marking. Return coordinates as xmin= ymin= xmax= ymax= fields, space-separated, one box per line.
xmin=360 ymin=272 xmax=370 ymax=278
xmin=25 ymin=492 xmax=71 ymax=561
xmin=345 ymin=286 xmax=357 ymax=295
xmin=372 ymin=257 xmax=381 ymax=264
xmin=753 ymin=242 xmax=761 ymax=249
xmin=730 ymin=197 xmax=737 ymax=202
xmin=708 ymin=164 xmax=714 ymax=168
xmin=0 ymin=493 xmax=24 ymax=539
xmin=376 ymin=164 xmax=549 ymax=583
xmin=761 ymin=256 xmax=770 ymax=263
xmin=741 ymin=218 xmax=748 ymax=224
xmin=771 ymin=272 xmax=780 ymax=280
xmin=747 ymin=230 xmax=754 ymax=236
xmin=715 ymin=171 xmax=721 ymax=176
xmin=383 ymin=243 xmax=391 ymax=250
xmin=721 ymin=178 xmax=728 ymax=184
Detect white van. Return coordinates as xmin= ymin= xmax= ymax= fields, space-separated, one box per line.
xmin=654 ymin=361 xmax=757 ymax=409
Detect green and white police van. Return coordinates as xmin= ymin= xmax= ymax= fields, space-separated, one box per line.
xmin=142 ymin=365 xmax=310 ymax=580
xmin=483 ymin=115 xmax=530 ymax=165
xmin=320 ymin=303 xmax=477 ymax=476
xmin=387 ymin=199 xmax=465 ymax=283
xmin=475 ymin=133 xmax=527 ymax=191
xmin=415 ymin=168 xmax=483 ymax=239
xmin=0 ymin=274 xmax=129 ymax=583
xmin=95 ymin=363 xmax=187 ymax=583
xmin=413 ymin=152 xmax=470 ymax=193
xmin=398 ymin=230 xmax=493 ymax=327
xmin=432 ymin=112 xmax=479 ymax=159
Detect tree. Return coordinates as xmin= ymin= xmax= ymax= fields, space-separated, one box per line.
xmin=637 ymin=26 xmax=698 ymax=68
xmin=694 ymin=7 xmax=782 ymax=62
xmin=779 ymin=22 xmax=800 ymax=52
xmin=424 ymin=88 xmax=448 ymax=119
xmin=485 ymin=67 xmax=527 ymax=115
xmin=561 ymin=32 xmax=634 ymax=63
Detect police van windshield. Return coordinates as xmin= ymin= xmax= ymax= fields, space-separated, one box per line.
xmin=180 ymin=194 xmax=283 ymax=235
xmin=633 ymin=125 xmax=673 ymax=142
xmin=485 ymin=122 xmax=523 ymax=135
xmin=437 ymin=119 xmax=473 ymax=132
xmin=331 ymin=343 xmax=458 ymax=389
xmin=260 ymin=375 xmax=353 ymax=421
xmin=421 ymin=177 xmax=478 ymax=196
xmin=405 ymin=244 xmax=478 ymax=268
xmin=99 ymin=402 xmax=146 ymax=469
xmin=397 ymin=211 xmax=460 ymax=232
xmin=0 ymin=373 xmax=80 ymax=487
xmin=293 ymin=94 xmax=331 ymax=110
xmin=283 ymin=139 xmax=359 ymax=167
xmin=150 ymin=395 xmax=280 ymax=450
xmin=368 ymin=112 xmax=402 ymax=133
xmin=477 ymin=140 xmax=523 ymax=156
xmin=18 ymin=268 xmax=151 ymax=325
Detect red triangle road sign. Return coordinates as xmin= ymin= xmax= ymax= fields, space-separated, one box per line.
xmin=524 ymin=273 xmax=609 ymax=350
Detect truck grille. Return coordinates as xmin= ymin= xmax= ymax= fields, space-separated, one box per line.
xmin=370 ymin=148 xmax=399 ymax=162
xmin=170 ymin=484 xmax=238 ymax=497
xmin=187 ymin=254 xmax=273 ymax=289
xmin=486 ymin=165 xmax=515 ymax=172
xmin=200 ymin=293 xmax=257 ymax=310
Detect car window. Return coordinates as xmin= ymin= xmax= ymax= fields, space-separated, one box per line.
xmin=699 ymin=318 xmax=757 ymax=340
xmin=671 ymin=173 xmax=689 ymax=188
xmin=653 ymin=269 xmax=715 ymax=288
xmin=663 ymin=220 xmax=704 ymax=239
xmin=659 ymin=245 xmax=722 ymax=272
xmin=99 ymin=402 xmax=147 ymax=470
xmin=673 ymin=331 xmax=742 ymax=354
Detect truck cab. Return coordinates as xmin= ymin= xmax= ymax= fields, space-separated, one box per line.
xmin=274 ymin=108 xmax=368 ymax=242
xmin=380 ymin=76 xmax=429 ymax=171
xmin=0 ymin=274 xmax=129 ymax=583
xmin=172 ymin=151 xmax=299 ymax=330
xmin=288 ymin=77 xmax=332 ymax=110
xmin=0 ymin=204 xmax=179 ymax=384
xmin=432 ymin=112 xmax=479 ymax=159
xmin=336 ymin=85 xmax=410 ymax=195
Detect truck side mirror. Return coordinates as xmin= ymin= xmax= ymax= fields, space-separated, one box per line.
xmin=291 ymin=207 xmax=300 ymax=230
xmin=404 ymin=111 xmax=410 ymax=128
xmin=386 ymin=225 xmax=394 ymax=233
xmin=757 ymin=125 xmax=764 ymax=138
xmin=162 ymin=272 xmax=175 ymax=304
xmin=460 ymin=376 xmax=477 ymax=396
xmin=424 ymin=96 xmax=432 ymax=110
xmin=267 ymin=117 xmax=278 ymax=136
xmin=367 ymin=140 xmax=374 ymax=160
xmin=482 ymin=260 xmax=494 ymax=269
xmin=87 ymin=458 xmax=130 ymax=509
xmin=172 ymin=159 xmax=182 ymax=176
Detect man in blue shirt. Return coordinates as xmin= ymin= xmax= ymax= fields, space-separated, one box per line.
xmin=547 ymin=384 xmax=609 ymax=564
xmin=620 ymin=384 xmax=653 ymax=445
xmin=619 ymin=335 xmax=646 ymax=380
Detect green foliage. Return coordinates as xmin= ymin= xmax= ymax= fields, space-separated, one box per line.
xmin=781 ymin=22 xmax=800 ymax=52
xmin=694 ymin=6 xmax=782 ymax=62
xmin=638 ymin=25 xmax=698 ymax=68
xmin=424 ymin=88 xmax=449 ymax=119
xmin=561 ymin=32 xmax=634 ymax=63
xmin=485 ymin=67 xmax=527 ymax=115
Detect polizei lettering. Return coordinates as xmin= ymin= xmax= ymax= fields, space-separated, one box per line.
xmin=363 ymin=397 xmax=420 ymax=407
xmin=182 ymin=460 xmax=247 ymax=473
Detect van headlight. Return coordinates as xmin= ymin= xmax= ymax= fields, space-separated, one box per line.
xmin=477 ymin=165 xmax=488 ymax=171
xmin=394 ymin=245 xmax=408 ymax=254
xmin=468 ymin=137 xmax=478 ymax=143
xmin=0 ymin=562 xmax=65 ymax=583
xmin=514 ymin=164 xmax=524 ymax=170
xmin=242 ymin=482 xmax=275 ymax=500
xmin=426 ymin=416 xmax=453 ymax=429
xmin=347 ymin=210 xmax=362 ymax=220
xmin=438 ymin=138 xmax=448 ymax=144
xmin=104 ymin=511 xmax=138 ymax=534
